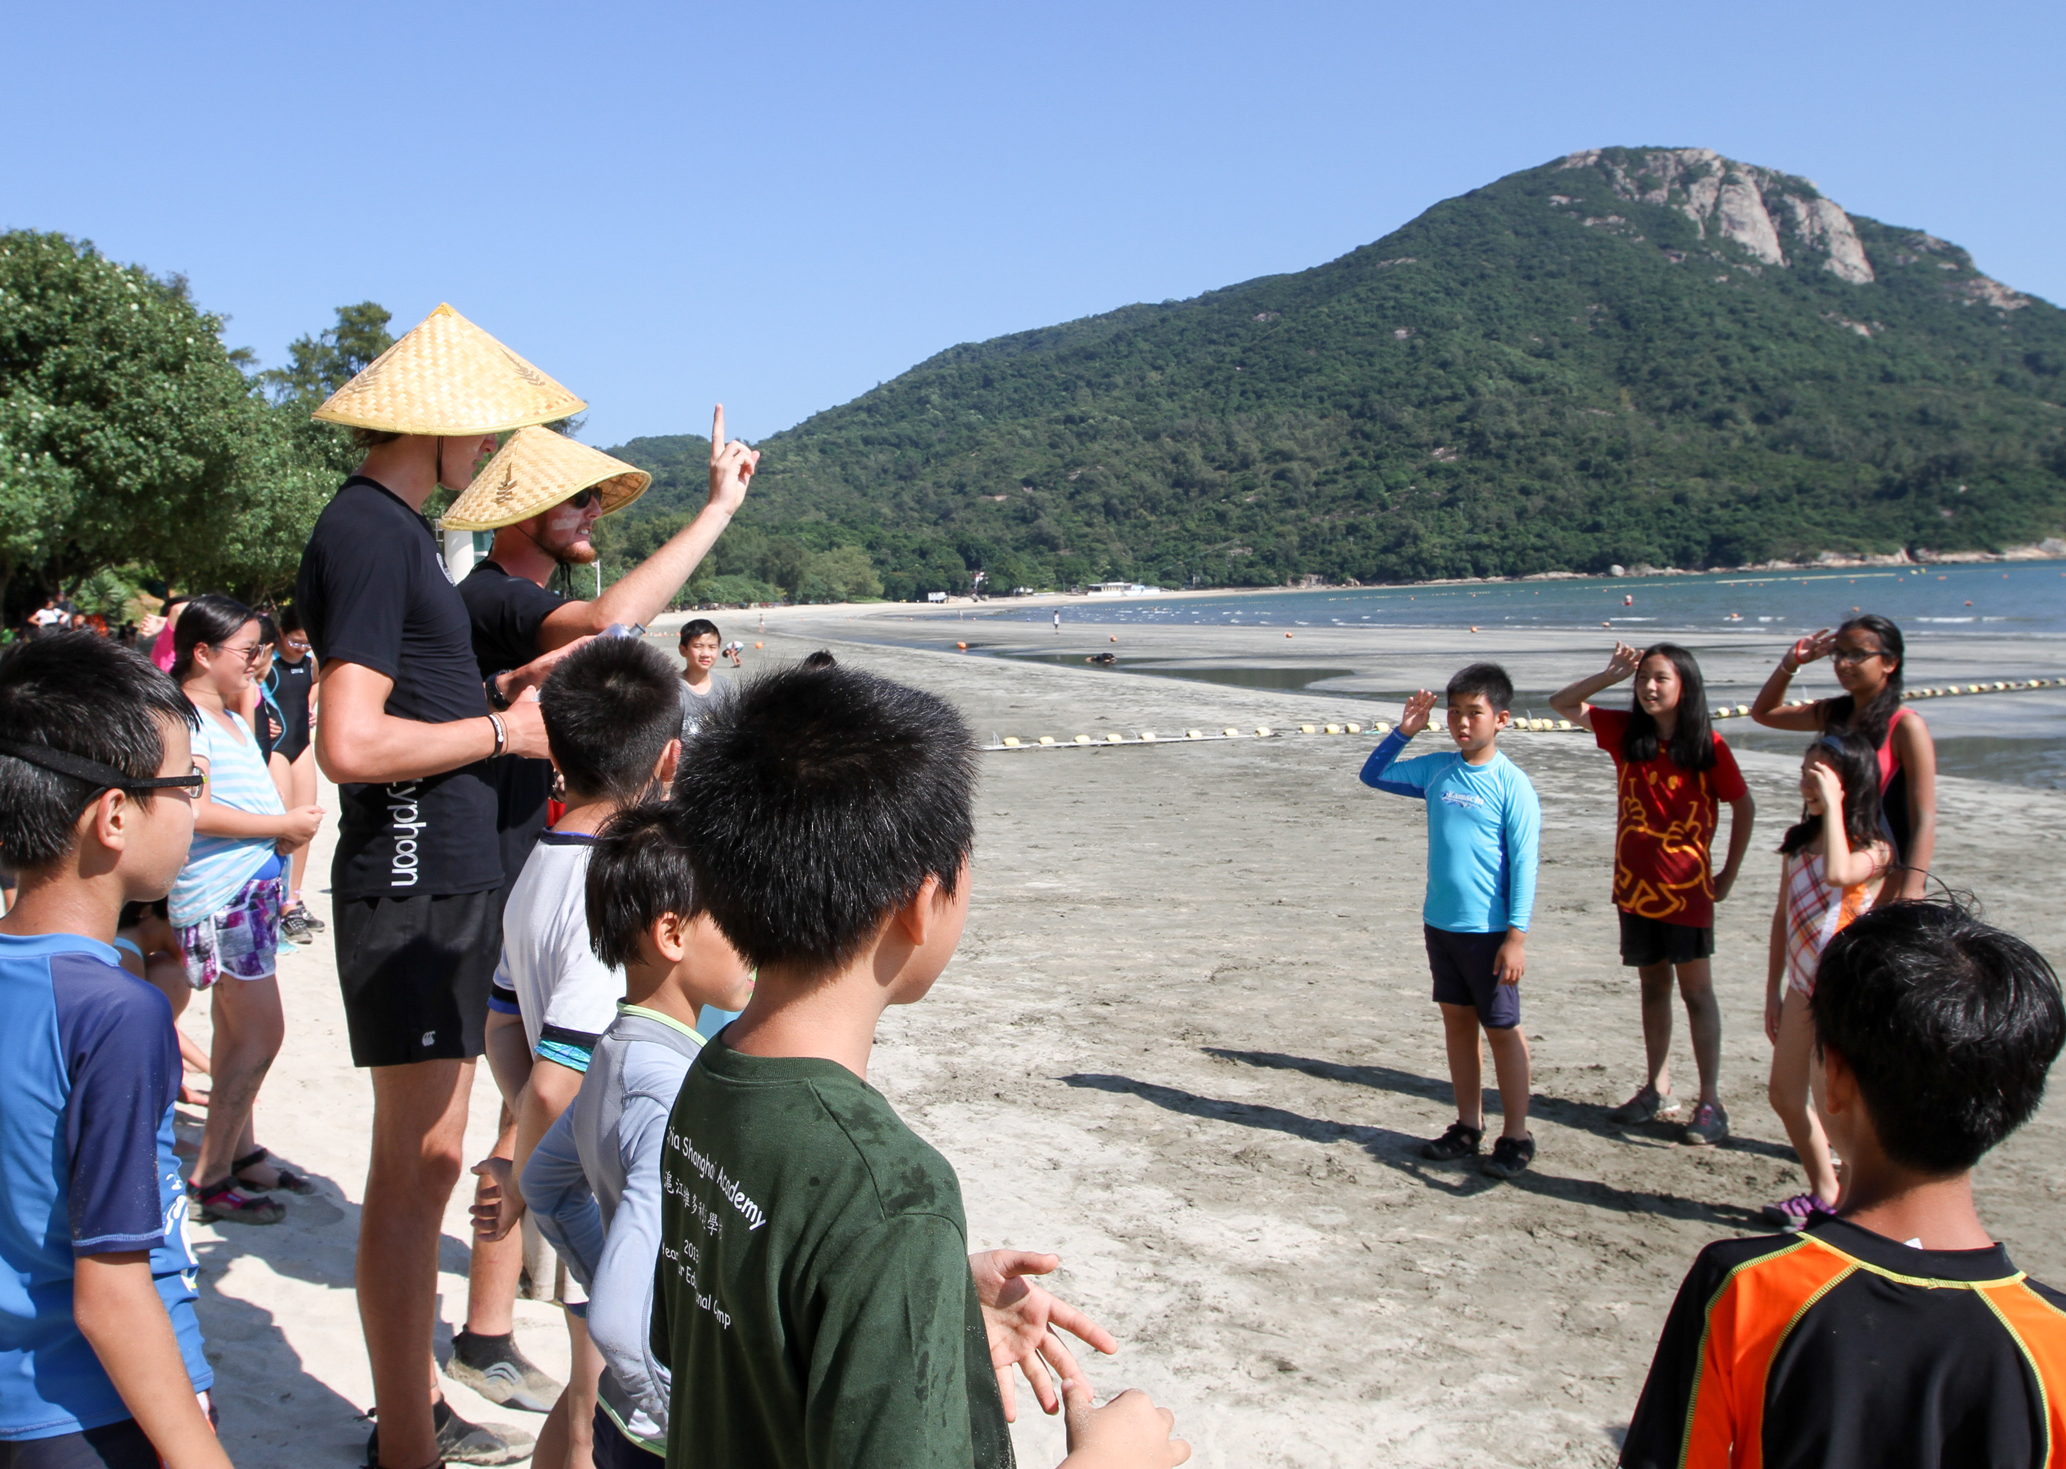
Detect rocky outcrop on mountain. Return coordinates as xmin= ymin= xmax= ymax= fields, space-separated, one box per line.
xmin=1560 ymin=147 xmax=1875 ymax=283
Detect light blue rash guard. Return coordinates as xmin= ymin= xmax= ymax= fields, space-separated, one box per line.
xmin=1360 ymin=729 xmax=1541 ymax=934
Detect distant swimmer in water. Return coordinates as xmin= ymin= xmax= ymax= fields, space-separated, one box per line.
xmin=1087 ymin=652 xmax=1117 ymax=665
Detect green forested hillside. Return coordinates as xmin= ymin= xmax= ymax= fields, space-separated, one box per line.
xmin=605 ymin=147 xmax=2066 ymax=598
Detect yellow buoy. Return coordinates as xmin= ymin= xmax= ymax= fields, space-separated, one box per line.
xmin=1002 ymin=736 xmax=1021 ymax=747
xmin=1038 ymin=736 xmax=1056 ymax=746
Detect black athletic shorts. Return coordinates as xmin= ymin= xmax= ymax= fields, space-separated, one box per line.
xmin=0 ymin=1418 xmax=159 ymax=1469
xmin=591 ymin=1405 xmax=664 ymax=1468
xmin=1424 ymin=924 xmax=1520 ymax=1030
xmin=335 ymin=888 xmax=503 ymax=1067
xmin=1618 ymin=909 xmax=1714 ymax=967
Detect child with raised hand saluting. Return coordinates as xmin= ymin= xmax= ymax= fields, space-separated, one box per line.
xmin=1551 ymin=642 xmax=1754 ymax=1147
xmin=1361 ymin=664 xmax=1543 ymax=1180
xmin=1761 ymin=730 xmax=1892 ymax=1232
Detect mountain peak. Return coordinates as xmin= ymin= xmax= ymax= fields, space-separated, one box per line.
xmin=1556 ymin=146 xmax=1874 ymax=283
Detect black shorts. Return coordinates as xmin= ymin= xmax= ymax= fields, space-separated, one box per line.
xmin=1424 ymin=924 xmax=1520 ymax=1030
xmin=334 ymin=888 xmax=503 ymax=1067
xmin=0 ymin=1418 xmax=159 ymax=1469
xmin=591 ymin=1406 xmax=664 ymax=1468
xmin=1618 ymin=910 xmax=1714 ymax=968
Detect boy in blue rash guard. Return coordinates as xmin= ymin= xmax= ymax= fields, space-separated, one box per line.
xmin=1361 ymin=662 xmax=1543 ymax=1180
xmin=0 ymin=633 xmax=232 ymax=1469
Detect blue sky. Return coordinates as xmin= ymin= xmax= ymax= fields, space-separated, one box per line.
xmin=6 ymin=1 xmax=2059 ymax=447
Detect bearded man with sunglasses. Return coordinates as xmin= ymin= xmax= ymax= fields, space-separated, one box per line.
xmin=453 ymin=407 xmax=756 ymax=881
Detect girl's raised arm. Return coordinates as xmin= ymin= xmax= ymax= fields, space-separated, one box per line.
xmin=1751 ymin=633 xmax=1834 ymax=732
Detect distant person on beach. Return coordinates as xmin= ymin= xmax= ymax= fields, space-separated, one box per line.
xmin=676 ymin=619 xmax=736 ymax=738
xmin=263 ymin=605 xmax=323 ymax=945
xmin=658 ymin=662 xmax=1188 ymax=1469
xmin=171 ymin=595 xmax=324 ymax=1226
xmin=1361 ymin=663 xmax=1542 ymax=1180
xmin=147 ymin=594 xmax=188 ymax=673
xmin=28 ymin=598 xmax=63 ymax=640
xmin=1750 ymin=613 xmax=1936 ymax=903
xmin=0 ymin=634 xmax=231 ymax=1469
xmin=294 ymin=304 xmax=563 ymax=1469
xmin=1053 ymin=608 xmax=1061 ymax=634
xmin=1551 ymin=643 xmax=1755 ymax=1147
xmin=470 ymin=637 xmax=688 ymax=1468
xmin=522 ymin=803 xmax=754 ymax=1465
xmin=1620 ymin=901 xmax=2066 ymax=1469
xmin=1761 ymin=730 xmax=1891 ymax=1232
xmin=722 ymin=639 xmax=744 ymax=668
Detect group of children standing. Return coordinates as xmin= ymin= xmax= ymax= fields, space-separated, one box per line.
xmin=1362 ymin=616 xmax=2065 ymax=1466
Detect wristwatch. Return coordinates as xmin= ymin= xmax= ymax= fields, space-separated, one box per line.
xmin=485 ymin=673 xmax=512 ymax=711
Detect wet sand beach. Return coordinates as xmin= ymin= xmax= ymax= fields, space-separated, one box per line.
xmin=189 ymin=605 xmax=2065 ymax=1468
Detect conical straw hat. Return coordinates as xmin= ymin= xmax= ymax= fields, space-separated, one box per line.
xmin=438 ymin=426 xmax=650 ymax=531
xmin=312 ymin=303 xmax=585 ymax=435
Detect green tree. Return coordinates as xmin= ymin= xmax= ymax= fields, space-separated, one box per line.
xmin=257 ymin=301 xmax=393 ymax=407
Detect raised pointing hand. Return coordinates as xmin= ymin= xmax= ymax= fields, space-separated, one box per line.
xmin=707 ymin=403 xmax=760 ymax=515
xmin=1605 ymin=641 xmax=1643 ymax=680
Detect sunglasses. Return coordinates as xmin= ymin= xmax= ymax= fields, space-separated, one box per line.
xmin=567 ymin=486 xmax=601 ymax=511
xmin=1830 ymin=646 xmax=1886 ymax=665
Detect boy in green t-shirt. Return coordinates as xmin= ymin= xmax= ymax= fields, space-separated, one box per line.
xmin=660 ymin=664 xmax=1187 ymax=1469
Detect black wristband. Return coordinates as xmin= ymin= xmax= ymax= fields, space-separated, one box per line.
xmin=485 ymin=674 xmax=512 ymax=711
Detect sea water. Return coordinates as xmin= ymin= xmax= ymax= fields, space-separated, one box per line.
xmin=969 ymin=560 xmax=2066 ymax=788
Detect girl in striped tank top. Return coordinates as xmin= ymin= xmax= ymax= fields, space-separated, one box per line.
xmin=171 ymin=596 xmax=327 ymax=1226
xmin=1762 ymin=729 xmax=1891 ymax=1231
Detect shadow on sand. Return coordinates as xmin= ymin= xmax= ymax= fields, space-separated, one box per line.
xmin=1062 ymin=1070 xmax=1768 ymax=1228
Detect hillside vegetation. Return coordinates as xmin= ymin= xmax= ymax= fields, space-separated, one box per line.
xmin=604 ymin=146 xmax=2066 ymax=598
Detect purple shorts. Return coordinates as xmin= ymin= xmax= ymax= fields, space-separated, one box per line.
xmin=177 ymin=874 xmax=284 ymax=989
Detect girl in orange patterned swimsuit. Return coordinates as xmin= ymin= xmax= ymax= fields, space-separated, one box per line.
xmin=1762 ymin=730 xmax=1891 ymax=1230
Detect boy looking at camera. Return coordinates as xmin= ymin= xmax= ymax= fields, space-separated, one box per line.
xmin=0 ymin=634 xmax=231 ymax=1469
xmin=1621 ymin=902 xmax=2066 ymax=1467
xmin=1360 ymin=662 xmax=1542 ymax=1180
xmin=659 ymin=663 xmax=1187 ymax=1469
xmin=521 ymin=803 xmax=755 ymax=1465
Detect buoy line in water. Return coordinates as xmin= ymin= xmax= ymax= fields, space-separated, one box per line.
xmin=979 ymin=677 xmax=2066 ymax=752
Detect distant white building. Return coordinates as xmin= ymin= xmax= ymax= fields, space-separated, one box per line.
xmin=1085 ymin=582 xmax=1162 ymax=597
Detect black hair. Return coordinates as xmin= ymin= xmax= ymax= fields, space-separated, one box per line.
xmin=1621 ymin=643 xmax=1716 ymax=773
xmin=170 ymin=593 xmax=256 ymax=681
xmin=586 ymin=802 xmax=695 ymax=971
xmin=350 ymin=427 xmax=403 ymax=451
xmin=1779 ymin=727 xmax=1883 ymax=857
xmin=256 ymin=612 xmax=279 ymax=645
xmin=800 ymin=650 xmax=837 ymax=670
xmin=275 ymin=605 xmax=302 ymax=636
xmin=670 ymin=664 xmax=975 ymax=976
xmin=1821 ymin=614 xmax=1906 ymax=748
xmin=540 ymin=637 xmax=682 ymax=804
xmin=680 ymin=618 xmax=720 ymax=644
xmin=1446 ymin=662 xmax=1514 ymax=714
xmin=1814 ymin=901 xmax=2065 ymax=1174
xmin=0 ymin=633 xmax=198 ymax=869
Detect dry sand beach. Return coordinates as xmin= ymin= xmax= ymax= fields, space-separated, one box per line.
xmin=186 ymin=605 xmax=2066 ymax=1468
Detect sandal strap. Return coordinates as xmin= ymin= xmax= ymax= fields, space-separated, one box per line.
xmin=231 ymin=1147 xmax=270 ymax=1173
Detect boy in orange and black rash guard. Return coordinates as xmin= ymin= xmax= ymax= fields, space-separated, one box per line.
xmin=1619 ymin=901 xmax=2066 ymax=1469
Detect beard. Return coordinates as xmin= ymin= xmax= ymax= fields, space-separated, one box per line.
xmin=551 ymin=536 xmax=599 ymax=567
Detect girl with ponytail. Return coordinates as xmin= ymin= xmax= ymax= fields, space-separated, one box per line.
xmin=1750 ymin=613 xmax=1937 ymax=902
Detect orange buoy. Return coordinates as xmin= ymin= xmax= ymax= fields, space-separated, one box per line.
xmin=1109 ymin=635 xmax=1118 ymax=642
xmin=956 ymin=641 xmax=967 ymax=650
xmin=1470 ymin=625 xmax=1478 ymax=633
xmin=754 ymin=641 xmax=763 ymax=648
xmin=1602 ymin=620 xmax=1611 ymax=628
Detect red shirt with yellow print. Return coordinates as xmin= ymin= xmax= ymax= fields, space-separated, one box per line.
xmin=1589 ymin=705 xmax=1747 ymax=929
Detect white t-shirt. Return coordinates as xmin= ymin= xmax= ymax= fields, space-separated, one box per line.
xmin=494 ymin=831 xmax=622 ymax=1069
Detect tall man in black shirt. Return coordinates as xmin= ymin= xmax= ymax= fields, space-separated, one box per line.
xmin=295 ymin=304 xmax=580 ymax=1469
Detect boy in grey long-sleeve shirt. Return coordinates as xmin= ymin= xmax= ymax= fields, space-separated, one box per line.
xmin=523 ymin=805 xmax=754 ymax=1463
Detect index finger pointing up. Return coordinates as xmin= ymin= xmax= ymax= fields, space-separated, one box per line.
xmin=711 ymin=403 xmax=726 ymax=460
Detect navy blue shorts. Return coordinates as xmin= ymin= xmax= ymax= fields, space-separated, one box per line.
xmin=1424 ymin=924 xmax=1520 ymax=1029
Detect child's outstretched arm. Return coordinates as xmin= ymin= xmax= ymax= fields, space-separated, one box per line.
xmin=74 ymin=1253 xmax=232 ymax=1469
xmin=1548 ymin=642 xmax=1641 ymax=729
xmin=1359 ymin=690 xmax=1439 ymax=796
xmin=1751 ymin=632 xmax=1836 ymax=731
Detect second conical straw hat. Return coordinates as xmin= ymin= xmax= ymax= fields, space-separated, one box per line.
xmin=312 ymin=303 xmax=585 ymax=435
xmin=439 ymin=426 xmax=650 ymax=531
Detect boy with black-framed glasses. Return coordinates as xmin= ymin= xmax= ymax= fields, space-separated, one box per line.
xmin=0 ymin=631 xmax=232 ymax=1469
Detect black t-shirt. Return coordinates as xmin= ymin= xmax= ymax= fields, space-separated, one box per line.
xmin=457 ymin=558 xmax=565 ymax=886
xmin=295 ymin=477 xmax=502 ymax=899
